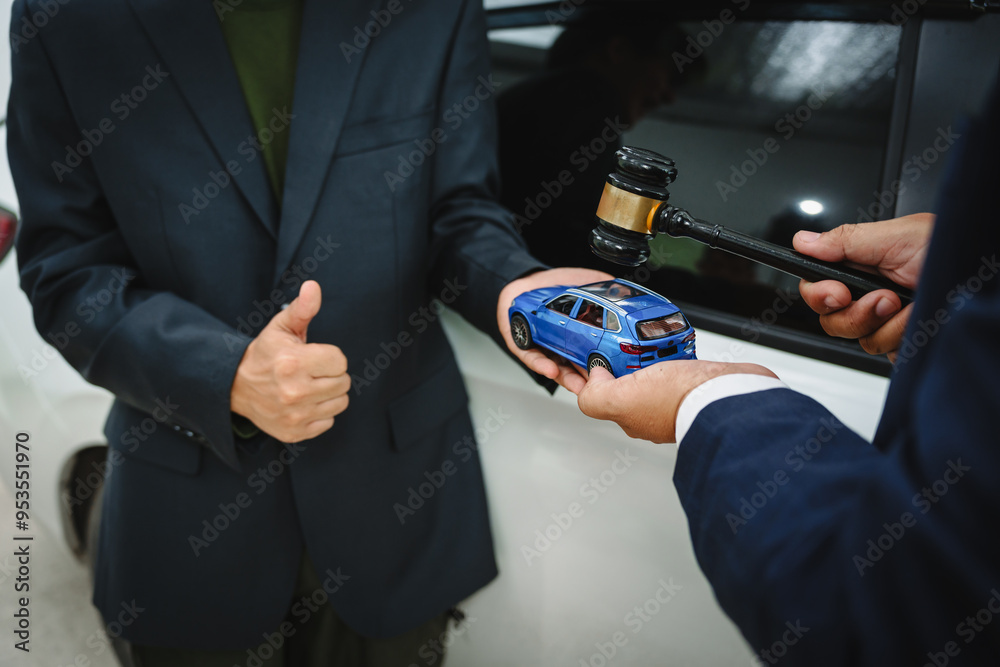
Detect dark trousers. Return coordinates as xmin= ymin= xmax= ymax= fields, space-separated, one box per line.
xmin=124 ymin=553 xmax=452 ymax=667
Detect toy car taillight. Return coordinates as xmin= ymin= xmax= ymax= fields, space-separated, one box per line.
xmin=620 ymin=342 xmax=657 ymax=355
xmin=636 ymin=313 xmax=687 ymax=340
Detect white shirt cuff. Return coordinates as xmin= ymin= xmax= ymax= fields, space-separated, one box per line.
xmin=675 ymin=374 xmax=788 ymax=443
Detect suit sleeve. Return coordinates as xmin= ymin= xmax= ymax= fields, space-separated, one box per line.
xmin=8 ymin=0 xmax=250 ymax=470
xmin=674 ymin=80 xmax=1000 ymax=667
xmin=675 ymin=353 xmax=1000 ymax=664
xmin=425 ymin=0 xmax=548 ymax=349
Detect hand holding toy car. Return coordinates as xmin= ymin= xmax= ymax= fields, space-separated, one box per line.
xmin=498 ymin=267 xmax=613 ymax=394
xmin=508 ymin=279 xmax=696 ymax=379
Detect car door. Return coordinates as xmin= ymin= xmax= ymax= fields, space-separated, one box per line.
xmin=533 ymin=294 xmax=578 ymax=351
xmin=563 ymin=297 xmax=604 ymax=364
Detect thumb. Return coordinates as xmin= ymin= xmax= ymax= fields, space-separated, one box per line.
xmin=271 ymin=280 xmax=322 ymax=342
xmin=578 ymin=365 xmax=617 ymax=420
xmin=793 ymin=222 xmax=888 ymax=266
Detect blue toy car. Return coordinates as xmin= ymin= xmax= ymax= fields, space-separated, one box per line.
xmin=508 ymin=279 xmax=696 ymax=377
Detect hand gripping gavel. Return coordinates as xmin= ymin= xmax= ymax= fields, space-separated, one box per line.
xmin=589 ymin=146 xmax=914 ymax=304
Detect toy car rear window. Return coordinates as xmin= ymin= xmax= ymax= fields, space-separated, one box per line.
xmin=578 ymin=281 xmax=649 ymax=302
xmin=636 ymin=314 xmax=688 ymax=340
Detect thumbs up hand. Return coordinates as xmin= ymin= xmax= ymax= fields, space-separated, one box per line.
xmin=230 ymin=281 xmax=351 ymax=443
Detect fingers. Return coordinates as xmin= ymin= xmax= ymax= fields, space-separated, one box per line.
xmin=793 ymin=214 xmax=933 ymax=355
xmin=510 ymin=345 xmax=588 ymax=393
xmin=306 ymin=375 xmax=352 ymax=404
xmin=266 ymin=390 xmax=349 ymax=443
xmin=858 ymin=305 xmax=911 ymax=355
xmin=273 ymin=352 xmax=350 ymax=407
xmin=294 ymin=417 xmax=335 ymax=443
xmin=511 ymin=346 xmax=562 ymax=380
xmin=577 ymin=365 xmax=617 ymax=418
xmin=300 ymin=343 xmax=349 ymax=378
xmin=273 ymin=345 xmax=347 ymax=383
xmin=553 ymin=361 xmax=587 ymax=395
xmin=799 ymin=279 xmax=853 ymax=315
xmin=314 ymin=393 xmax=350 ymax=420
xmin=800 ymin=278 xmax=912 ymax=355
xmin=814 ymin=289 xmax=902 ymax=340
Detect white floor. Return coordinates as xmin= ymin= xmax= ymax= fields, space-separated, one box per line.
xmin=0 ymin=478 xmax=118 ymax=667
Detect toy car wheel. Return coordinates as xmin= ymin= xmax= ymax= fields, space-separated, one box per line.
xmin=510 ymin=314 xmax=533 ymax=350
xmin=588 ymin=355 xmax=612 ymax=373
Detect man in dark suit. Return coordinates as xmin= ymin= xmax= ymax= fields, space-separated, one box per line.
xmin=577 ymin=83 xmax=1000 ymax=664
xmin=9 ymin=0 xmax=604 ymax=663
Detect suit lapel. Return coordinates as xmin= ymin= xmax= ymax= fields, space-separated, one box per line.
xmin=128 ymin=0 xmax=279 ymax=239
xmin=272 ymin=0 xmax=381 ymax=284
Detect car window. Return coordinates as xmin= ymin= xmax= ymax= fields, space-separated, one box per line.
xmin=489 ymin=12 xmax=903 ymax=373
xmin=575 ymin=300 xmax=604 ymax=328
xmin=546 ymin=294 xmax=578 ymax=316
xmin=605 ymin=310 xmax=620 ymax=332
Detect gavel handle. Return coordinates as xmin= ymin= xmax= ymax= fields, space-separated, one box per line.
xmin=658 ymin=206 xmax=914 ymax=305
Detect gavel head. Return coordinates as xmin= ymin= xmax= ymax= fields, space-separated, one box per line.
xmin=590 ymin=146 xmax=677 ymax=266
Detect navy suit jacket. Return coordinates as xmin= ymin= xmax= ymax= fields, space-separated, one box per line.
xmin=676 ymin=83 xmax=1000 ymax=664
xmin=9 ymin=0 xmax=543 ymax=649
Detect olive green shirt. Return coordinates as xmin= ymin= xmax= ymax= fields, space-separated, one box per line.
xmin=218 ymin=0 xmax=304 ymax=202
